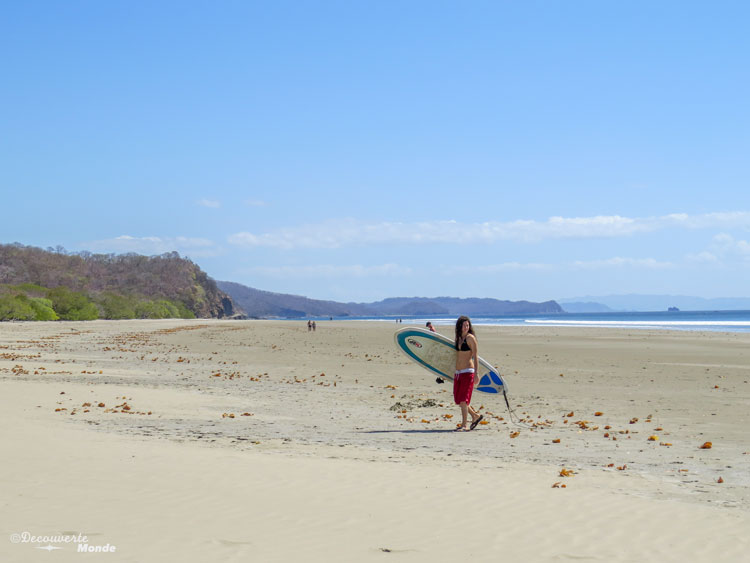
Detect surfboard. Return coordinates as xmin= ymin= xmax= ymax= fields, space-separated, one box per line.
xmin=394 ymin=327 xmax=508 ymax=394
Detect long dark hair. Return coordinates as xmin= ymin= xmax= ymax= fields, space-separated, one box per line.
xmin=455 ymin=316 xmax=475 ymax=350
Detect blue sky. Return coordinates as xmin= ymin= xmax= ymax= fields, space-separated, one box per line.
xmin=3 ymin=1 xmax=749 ymax=302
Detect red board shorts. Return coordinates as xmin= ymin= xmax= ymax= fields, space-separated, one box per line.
xmin=453 ymin=368 xmax=475 ymax=405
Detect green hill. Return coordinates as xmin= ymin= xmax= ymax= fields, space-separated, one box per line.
xmin=0 ymin=243 xmax=235 ymax=321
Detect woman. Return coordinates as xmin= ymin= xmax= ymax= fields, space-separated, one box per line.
xmin=453 ymin=316 xmax=483 ymax=431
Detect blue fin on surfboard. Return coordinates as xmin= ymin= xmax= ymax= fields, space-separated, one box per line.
xmin=477 ymin=371 xmax=504 ymax=393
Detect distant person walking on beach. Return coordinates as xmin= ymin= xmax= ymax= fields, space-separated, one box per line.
xmin=453 ymin=316 xmax=483 ymax=431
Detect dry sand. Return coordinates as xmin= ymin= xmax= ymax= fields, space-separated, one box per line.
xmin=1 ymin=319 xmax=748 ymax=562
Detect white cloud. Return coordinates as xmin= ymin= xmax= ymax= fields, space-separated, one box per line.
xmin=255 ymin=257 xmax=674 ymax=280
xmin=570 ymin=257 xmax=674 ymax=270
xmin=244 ymin=263 xmax=412 ymax=278
xmin=686 ymin=251 xmax=720 ymax=264
xmin=450 ymin=262 xmax=553 ymax=274
xmin=84 ymin=235 xmax=221 ymax=257
xmin=711 ymin=233 xmax=750 ymax=260
xmin=227 ymin=212 xmax=750 ymax=249
xmin=678 ymin=212 xmax=750 ymax=229
xmin=197 ymin=199 xmax=221 ymax=208
xmin=243 ymin=199 xmax=267 ymax=207
xmin=713 ymin=233 xmax=734 ymax=245
xmin=465 ymin=257 xmax=674 ymax=272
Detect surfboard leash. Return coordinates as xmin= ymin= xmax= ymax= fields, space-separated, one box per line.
xmin=502 ymin=389 xmax=532 ymax=429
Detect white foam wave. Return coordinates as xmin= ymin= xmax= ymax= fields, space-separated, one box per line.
xmin=525 ymin=320 xmax=750 ymax=327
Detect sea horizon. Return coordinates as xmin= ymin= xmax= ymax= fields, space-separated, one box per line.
xmin=320 ymin=309 xmax=750 ymax=333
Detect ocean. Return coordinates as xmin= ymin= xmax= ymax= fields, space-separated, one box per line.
xmin=340 ymin=310 xmax=750 ymax=333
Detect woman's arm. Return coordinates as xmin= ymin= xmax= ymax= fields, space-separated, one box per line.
xmin=468 ymin=334 xmax=478 ymax=364
xmin=468 ymin=334 xmax=479 ymax=386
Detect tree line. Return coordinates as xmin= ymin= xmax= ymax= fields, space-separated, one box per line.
xmin=0 ymin=243 xmax=233 ymax=320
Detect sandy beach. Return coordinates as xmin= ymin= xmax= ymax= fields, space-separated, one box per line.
xmin=1 ymin=319 xmax=748 ymax=562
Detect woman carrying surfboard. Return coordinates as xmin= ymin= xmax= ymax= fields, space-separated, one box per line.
xmin=454 ymin=316 xmax=483 ymax=431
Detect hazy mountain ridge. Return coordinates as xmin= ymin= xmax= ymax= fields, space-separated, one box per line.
xmin=219 ymin=282 xmax=563 ymax=318
xmin=217 ymin=281 xmax=375 ymax=318
xmin=559 ymin=301 xmax=614 ymax=313
xmin=368 ymin=297 xmax=563 ymax=316
xmin=559 ymin=294 xmax=750 ymax=312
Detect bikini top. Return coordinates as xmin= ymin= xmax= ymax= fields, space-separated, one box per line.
xmin=457 ymin=338 xmax=471 ymax=352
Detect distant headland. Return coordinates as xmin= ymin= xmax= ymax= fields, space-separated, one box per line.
xmin=218 ymin=281 xmax=563 ymax=318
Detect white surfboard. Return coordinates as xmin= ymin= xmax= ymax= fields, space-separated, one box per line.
xmin=394 ymin=327 xmax=508 ymax=394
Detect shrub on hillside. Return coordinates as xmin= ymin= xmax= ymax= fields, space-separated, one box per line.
xmin=46 ymin=287 xmax=99 ymax=320
xmin=98 ymin=293 xmax=138 ymax=319
xmin=0 ymin=295 xmax=35 ymax=320
xmin=134 ymin=299 xmax=195 ymax=319
xmin=15 ymin=283 xmax=49 ymax=296
xmin=29 ymin=297 xmax=59 ymax=320
xmin=0 ymin=294 xmax=59 ymax=321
